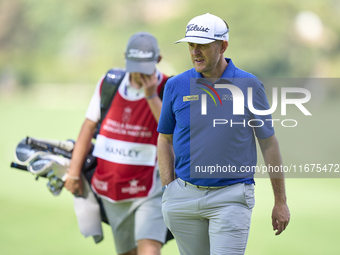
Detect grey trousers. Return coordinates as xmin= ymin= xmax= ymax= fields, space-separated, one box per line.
xmin=162 ymin=178 xmax=255 ymax=255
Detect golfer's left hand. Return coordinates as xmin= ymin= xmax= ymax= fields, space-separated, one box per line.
xmin=272 ymin=203 xmax=290 ymax=235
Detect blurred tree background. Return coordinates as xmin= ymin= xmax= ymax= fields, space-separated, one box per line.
xmin=0 ymin=0 xmax=339 ymax=94
xmin=1 ymin=1 xmax=340 ymax=255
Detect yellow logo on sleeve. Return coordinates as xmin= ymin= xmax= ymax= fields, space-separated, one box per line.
xmin=183 ymin=95 xmax=199 ymax=101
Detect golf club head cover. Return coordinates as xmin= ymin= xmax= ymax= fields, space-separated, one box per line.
xmin=27 ymin=154 xmax=70 ymax=178
xmin=25 ymin=154 xmax=70 ymax=196
xmin=14 ymin=139 xmax=49 ymax=165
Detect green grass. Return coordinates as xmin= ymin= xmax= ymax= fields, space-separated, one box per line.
xmin=0 ymin=86 xmax=179 ymax=255
xmin=1 ymin=85 xmax=340 ymax=254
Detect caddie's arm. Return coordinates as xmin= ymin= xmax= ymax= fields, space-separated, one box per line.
xmin=140 ymin=73 xmax=162 ymax=123
xmin=64 ymin=118 xmax=96 ymax=196
xmin=157 ymin=133 xmax=175 ymax=187
xmin=258 ymin=134 xmax=290 ymax=236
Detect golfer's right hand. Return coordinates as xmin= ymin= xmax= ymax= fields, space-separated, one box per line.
xmin=64 ymin=176 xmax=83 ymax=197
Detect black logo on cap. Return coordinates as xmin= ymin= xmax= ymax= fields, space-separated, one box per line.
xmin=186 ymin=24 xmax=210 ymax=33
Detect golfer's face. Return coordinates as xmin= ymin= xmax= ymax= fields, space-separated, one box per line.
xmin=188 ymin=41 xmax=222 ymax=77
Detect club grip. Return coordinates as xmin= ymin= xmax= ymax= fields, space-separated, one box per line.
xmin=10 ymin=162 xmax=28 ymax=171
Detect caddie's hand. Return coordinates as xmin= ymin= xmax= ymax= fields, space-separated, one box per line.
xmin=64 ymin=175 xmax=83 ymax=197
xmin=139 ymin=72 xmax=158 ymax=98
xmin=272 ymin=202 xmax=290 ymax=235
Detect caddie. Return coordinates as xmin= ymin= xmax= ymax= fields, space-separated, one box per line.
xmin=65 ymin=32 xmax=169 ymax=255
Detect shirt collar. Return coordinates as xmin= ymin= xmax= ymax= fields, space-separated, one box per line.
xmin=221 ymin=58 xmax=236 ymax=78
xmin=194 ymin=58 xmax=235 ymax=87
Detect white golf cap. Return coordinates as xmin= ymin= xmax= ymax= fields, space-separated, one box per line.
xmin=175 ymin=13 xmax=229 ymax=44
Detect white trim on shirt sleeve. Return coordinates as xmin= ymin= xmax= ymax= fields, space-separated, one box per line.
xmin=85 ymin=74 xmax=105 ymax=123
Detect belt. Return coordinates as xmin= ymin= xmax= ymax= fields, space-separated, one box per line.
xmin=178 ymin=178 xmax=229 ymax=190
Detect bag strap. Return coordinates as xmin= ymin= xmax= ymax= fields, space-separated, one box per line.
xmin=93 ymin=68 xmax=126 ymax=138
xmin=100 ymin=68 xmax=126 ymax=122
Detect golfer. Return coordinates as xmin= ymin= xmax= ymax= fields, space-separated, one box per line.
xmin=157 ymin=13 xmax=290 ymax=255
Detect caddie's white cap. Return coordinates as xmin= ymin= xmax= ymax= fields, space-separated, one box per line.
xmin=175 ymin=13 xmax=229 ymax=44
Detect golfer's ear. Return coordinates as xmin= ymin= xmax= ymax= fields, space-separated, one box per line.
xmin=221 ymin=40 xmax=228 ymax=54
xmin=157 ymin=55 xmax=162 ymax=64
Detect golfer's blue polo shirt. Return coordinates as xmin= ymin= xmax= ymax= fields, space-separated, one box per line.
xmin=158 ymin=58 xmax=274 ymax=186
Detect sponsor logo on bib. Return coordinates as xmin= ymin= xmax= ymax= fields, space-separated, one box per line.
xmin=93 ymin=177 xmax=108 ymax=191
xmin=121 ymin=179 xmax=146 ymax=195
xmin=122 ymin=107 xmax=132 ymax=123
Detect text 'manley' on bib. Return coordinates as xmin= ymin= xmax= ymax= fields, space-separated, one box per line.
xmin=93 ymin=134 xmax=156 ymax=166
